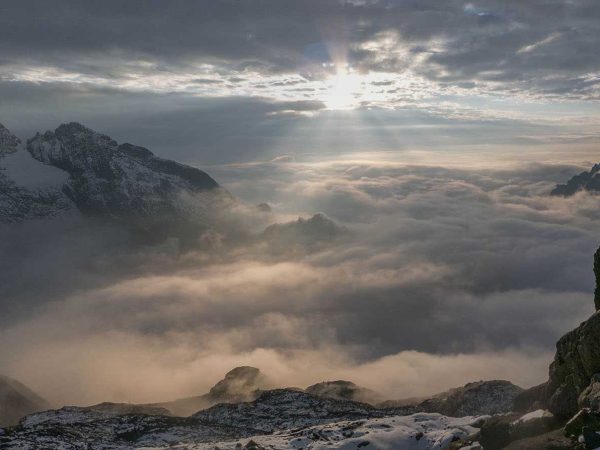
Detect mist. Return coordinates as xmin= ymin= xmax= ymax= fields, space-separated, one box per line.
xmin=0 ymin=154 xmax=597 ymax=407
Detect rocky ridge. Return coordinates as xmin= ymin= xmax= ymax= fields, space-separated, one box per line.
xmin=0 ymin=122 xmax=228 ymax=240
xmin=551 ymin=163 xmax=600 ymax=196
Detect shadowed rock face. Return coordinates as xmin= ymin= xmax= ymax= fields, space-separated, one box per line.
xmin=0 ymin=375 xmax=50 ymax=427
xmin=551 ymin=163 xmax=600 ymax=196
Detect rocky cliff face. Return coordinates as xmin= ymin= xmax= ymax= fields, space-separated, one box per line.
xmin=551 ymin=163 xmax=600 ymax=196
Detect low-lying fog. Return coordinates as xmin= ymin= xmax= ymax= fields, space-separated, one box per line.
xmin=1 ymin=153 xmax=598 ymax=407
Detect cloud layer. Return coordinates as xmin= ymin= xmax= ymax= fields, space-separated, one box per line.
xmin=0 ymin=155 xmax=597 ymax=406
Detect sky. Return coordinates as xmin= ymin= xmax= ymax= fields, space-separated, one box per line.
xmin=0 ymin=0 xmax=600 ymax=406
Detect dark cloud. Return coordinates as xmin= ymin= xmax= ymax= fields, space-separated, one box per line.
xmin=1 ymin=0 xmax=599 ymax=97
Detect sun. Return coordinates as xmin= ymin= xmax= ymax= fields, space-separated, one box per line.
xmin=324 ymin=66 xmax=362 ymax=110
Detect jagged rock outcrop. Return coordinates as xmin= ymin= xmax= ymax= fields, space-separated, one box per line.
xmin=551 ymin=163 xmax=600 ymax=196
xmin=0 ymin=375 xmax=50 ymax=427
xmin=154 ymin=366 xmax=267 ymax=416
xmin=262 ymin=213 xmax=346 ymax=250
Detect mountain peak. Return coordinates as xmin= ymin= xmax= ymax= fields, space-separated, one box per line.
xmin=208 ymin=366 xmax=265 ymax=402
xmin=21 ymin=122 xmax=222 ymax=236
xmin=551 ymin=162 xmax=600 ymax=196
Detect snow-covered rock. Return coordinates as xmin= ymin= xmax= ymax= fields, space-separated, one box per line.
xmin=0 ymin=406 xmax=484 ymax=450
xmin=193 ymin=388 xmax=384 ymax=433
xmin=0 ymin=124 xmax=72 ymax=222
xmin=203 ymin=414 xmax=484 ymax=450
xmin=25 ymin=122 xmax=225 ymax=235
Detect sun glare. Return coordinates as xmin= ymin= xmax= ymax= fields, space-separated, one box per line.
xmin=324 ymin=66 xmax=362 ymax=110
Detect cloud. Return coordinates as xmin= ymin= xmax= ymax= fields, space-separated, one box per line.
xmin=0 ymin=156 xmax=598 ymax=407
xmin=1 ymin=0 xmax=600 ymax=102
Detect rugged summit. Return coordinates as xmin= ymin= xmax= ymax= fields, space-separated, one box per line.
xmin=0 ymin=121 xmax=233 ymax=242
xmin=207 ymin=366 xmax=265 ymax=402
xmin=551 ymin=163 xmax=600 ymax=196
xmin=0 ymin=375 xmax=50 ymax=427
xmin=25 ymin=122 xmax=222 ymax=236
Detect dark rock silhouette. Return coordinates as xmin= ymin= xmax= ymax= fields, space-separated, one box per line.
xmin=551 ymin=163 xmax=600 ymax=196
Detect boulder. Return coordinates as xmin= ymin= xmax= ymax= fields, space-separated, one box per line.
xmin=510 ymin=409 xmax=558 ymax=441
